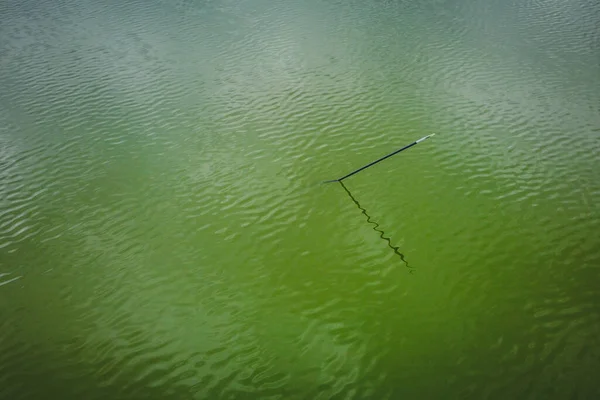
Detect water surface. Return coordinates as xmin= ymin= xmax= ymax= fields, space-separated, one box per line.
xmin=1 ymin=0 xmax=599 ymax=398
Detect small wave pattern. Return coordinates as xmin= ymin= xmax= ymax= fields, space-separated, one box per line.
xmin=1 ymin=0 xmax=599 ymax=399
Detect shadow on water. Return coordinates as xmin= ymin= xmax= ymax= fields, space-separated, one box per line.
xmin=338 ymin=181 xmax=414 ymax=273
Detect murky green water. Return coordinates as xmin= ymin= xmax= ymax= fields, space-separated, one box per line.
xmin=1 ymin=0 xmax=600 ymax=398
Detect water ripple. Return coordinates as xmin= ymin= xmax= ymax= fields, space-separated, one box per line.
xmin=1 ymin=0 xmax=599 ymax=398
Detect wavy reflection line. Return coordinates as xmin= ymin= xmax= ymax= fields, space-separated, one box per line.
xmin=339 ymin=181 xmax=413 ymax=273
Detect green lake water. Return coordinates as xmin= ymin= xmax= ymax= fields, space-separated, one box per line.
xmin=1 ymin=0 xmax=600 ymax=398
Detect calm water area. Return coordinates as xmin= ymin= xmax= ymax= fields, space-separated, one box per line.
xmin=1 ymin=0 xmax=599 ymax=398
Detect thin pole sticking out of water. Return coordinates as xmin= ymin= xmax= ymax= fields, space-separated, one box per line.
xmin=325 ymin=134 xmax=435 ymax=183
xmin=325 ymin=134 xmax=436 ymax=272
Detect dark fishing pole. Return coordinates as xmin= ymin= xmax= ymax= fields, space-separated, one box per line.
xmin=325 ymin=134 xmax=435 ymax=182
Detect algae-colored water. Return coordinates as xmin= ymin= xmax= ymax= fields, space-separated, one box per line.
xmin=1 ymin=0 xmax=599 ymax=398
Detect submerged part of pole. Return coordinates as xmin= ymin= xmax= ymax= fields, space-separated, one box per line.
xmin=328 ymin=134 xmax=435 ymax=182
xmin=339 ymin=181 xmax=413 ymax=272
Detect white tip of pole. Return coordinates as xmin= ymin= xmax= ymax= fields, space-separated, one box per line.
xmin=416 ymin=133 xmax=435 ymax=144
